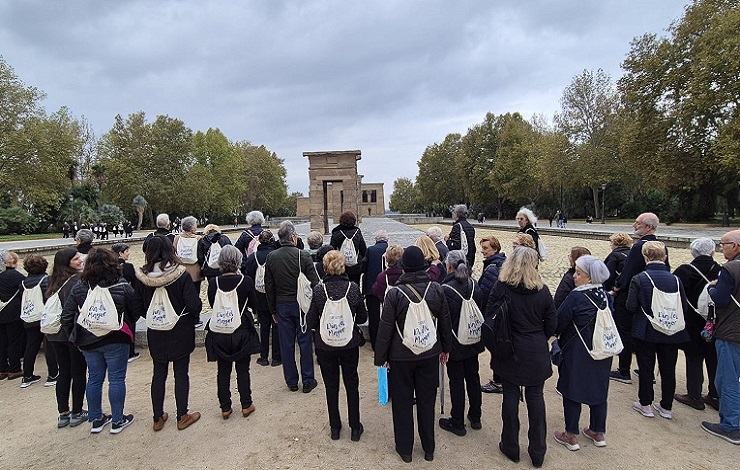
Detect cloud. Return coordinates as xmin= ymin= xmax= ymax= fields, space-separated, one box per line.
xmin=0 ymin=0 xmax=687 ymax=199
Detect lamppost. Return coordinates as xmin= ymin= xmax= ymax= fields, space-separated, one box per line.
xmin=69 ymin=195 xmax=74 ymax=226
xmin=601 ymin=183 xmax=607 ymax=224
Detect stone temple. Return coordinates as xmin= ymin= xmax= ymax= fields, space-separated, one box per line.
xmin=296 ymin=150 xmax=385 ymax=234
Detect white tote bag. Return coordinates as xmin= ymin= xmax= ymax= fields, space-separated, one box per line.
xmin=20 ymin=276 xmax=48 ymax=323
xmin=319 ymin=283 xmax=354 ymax=347
xmin=254 ymin=255 xmax=267 ymax=294
xmin=209 ymin=276 xmax=246 ymax=334
xmin=77 ymin=283 xmax=125 ymax=337
xmin=395 ymin=284 xmax=437 ymax=355
xmin=40 ymin=277 xmax=73 ymax=334
xmin=642 ymin=272 xmax=685 ymax=336
xmin=444 ymin=281 xmax=484 ymax=345
xmin=576 ymin=293 xmax=623 ymax=360
xmin=175 ymin=236 xmax=199 ymax=264
xmin=146 ymin=285 xmax=183 ymax=331
xmin=296 ymin=251 xmax=313 ymax=315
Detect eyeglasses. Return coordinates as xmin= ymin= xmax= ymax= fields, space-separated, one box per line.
xmin=718 ymin=241 xmax=736 ymax=246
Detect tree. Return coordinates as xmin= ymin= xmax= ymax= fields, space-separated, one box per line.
xmin=98 ymin=204 xmax=126 ymax=227
xmin=235 ymin=142 xmax=288 ymax=215
xmin=416 ymin=134 xmax=464 ymax=213
xmin=389 ymin=177 xmax=422 ymax=213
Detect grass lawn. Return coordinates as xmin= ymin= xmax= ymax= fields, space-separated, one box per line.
xmin=0 ymin=233 xmax=63 ymax=242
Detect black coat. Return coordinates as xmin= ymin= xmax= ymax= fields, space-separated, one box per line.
xmin=0 ymin=268 xmax=25 ymax=324
xmin=198 ymin=231 xmax=233 ymax=279
xmin=518 ymin=223 xmax=541 ymax=258
xmin=673 ymin=256 xmax=721 ymax=340
xmin=553 ymin=268 xmax=575 ymax=309
xmin=132 ymin=265 xmax=203 ymax=361
xmin=307 ymin=274 xmax=368 ymax=351
xmin=205 ymin=274 xmax=260 ymax=362
xmin=603 ymin=247 xmax=630 ymax=292
xmin=373 ymin=270 xmax=452 ymax=365
xmin=361 ymin=240 xmax=388 ymax=294
xmin=478 ymin=253 xmax=506 ymax=306
xmin=243 ymin=242 xmax=276 ymax=313
xmin=446 ymin=219 xmax=475 ymax=266
xmin=441 ymin=273 xmax=485 ymax=361
xmin=329 ymin=224 xmax=367 ymax=283
xmin=486 ymin=280 xmax=556 ymax=386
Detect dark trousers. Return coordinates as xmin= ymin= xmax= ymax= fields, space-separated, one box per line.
xmin=634 ymin=338 xmax=678 ymax=409
xmin=23 ymin=326 xmax=58 ymax=378
xmin=612 ymin=293 xmax=633 ymax=374
xmin=257 ymin=308 xmax=280 ymax=361
xmin=276 ymin=302 xmax=314 ymax=387
xmin=151 ymin=356 xmax=191 ymax=421
xmin=500 ymin=380 xmax=546 ymax=462
xmin=682 ymin=337 xmax=718 ymax=399
xmin=125 ymin=320 xmax=137 ymax=357
xmin=447 ymin=355 xmax=482 ymax=426
xmin=217 ymin=358 xmax=252 ymax=411
xmin=0 ymin=321 xmax=25 ymax=372
xmin=562 ymin=395 xmax=607 ymax=435
xmin=389 ymin=357 xmax=438 ymax=456
xmin=51 ymin=341 xmax=87 ymax=414
xmin=316 ymin=347 xmax=361 ymax=430
xmin=366 ymin=296 xmax=381 ymax=348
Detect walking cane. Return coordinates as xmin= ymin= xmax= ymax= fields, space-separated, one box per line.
xmin=439 ymin=363 xmax=445 ymax=414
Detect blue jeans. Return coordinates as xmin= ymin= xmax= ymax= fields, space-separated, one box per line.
xmin=715 ymin=339 xmax=740 ymax=431
xmin=276 ymin=302 xmax=314 ymax=387
xmin=82 ymin=342 xmax=129 ymax=424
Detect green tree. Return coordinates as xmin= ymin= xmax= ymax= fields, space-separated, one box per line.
xmin=98 ymin=204 xmax=126 ymax=227
xmin=235 ymin=142 xmax=288 ymax=216
xmin=389 ymin=177 xmax=422 ymax=213
xmin=416 ymin=134 xmax=464 ymax=213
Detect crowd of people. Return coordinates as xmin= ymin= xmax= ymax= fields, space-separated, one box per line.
xmin=1 ymin=206 xmax=739 ymax=464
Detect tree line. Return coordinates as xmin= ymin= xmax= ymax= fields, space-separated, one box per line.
xmin=390 ymin=0 xmax=740 ymax=223
xmin=0 ymin=59 xmax=294 ymax=235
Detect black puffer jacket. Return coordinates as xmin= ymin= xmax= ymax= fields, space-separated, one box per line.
xmin=61 ymin=278 xmax=138 ymax=350
xmin=198 ymin=231 xmax=233 ymax=279
xmin=0 ymin=268 xmax=25 ymax=324
xmin=603 ymin=246 xmax=630 ymax=292
xmin=132 ymin=265 xmax=203 ymax=361
xmin=243 ymin=242 xmax=276 ymax=313
xmin=307 ymin=274 xmax=368 ymax=351
xmin=446 ymin=219 xmax=476 ymax=266
xmin=374 ymin=270 xmax=452 ymax=365
xmin=442 ymin=273 xmax=485 ymax=361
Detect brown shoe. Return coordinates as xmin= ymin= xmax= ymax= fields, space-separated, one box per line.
xmin=177 ymin=412 xmax=201 ymax=430
xmin=222 ymin=408 xmax=233 ymax=420
xmin=153 ymin=412 xmax=168 ymax=431
xmin=675 ymin=394 xmax=705 ymax=411
xmin=0 ymin=372 xmax=8 ymax=380
xmin=7 ymin=371 xmax=23 ymax=380
xmin=702 ymin=395 xmax=720 ymax=411
xmin=241 ymin=404 xmax=255 ymax=418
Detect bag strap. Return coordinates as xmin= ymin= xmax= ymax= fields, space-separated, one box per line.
xmin=687 ymin=263 xmax=711 ymax=284
xmin=443 ymin=280 xmax=475 ymax=302
xmin=0 ymin=290 xmax=19 ymax=311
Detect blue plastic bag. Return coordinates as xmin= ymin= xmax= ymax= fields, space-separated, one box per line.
xmin=378 ymin=367 xmax=389 ymax=405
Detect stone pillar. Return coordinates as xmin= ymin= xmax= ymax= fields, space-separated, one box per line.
xmin=304 ymin=150 xmax=362 ymax=233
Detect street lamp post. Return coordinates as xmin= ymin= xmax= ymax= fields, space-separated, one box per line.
xmin=69 ymin=195 xmax=74 ymax=226
xmin=601 ymin=184 xmax=607 ymax=224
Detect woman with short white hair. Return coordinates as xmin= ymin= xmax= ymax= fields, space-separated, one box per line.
xmin=516 ymin=207 xmax=542 ymax=259
xmin=672 ymin=237 xmax=722 ymax=411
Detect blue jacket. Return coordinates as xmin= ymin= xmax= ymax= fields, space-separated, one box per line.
xmin=361 ymin=240 xmax=388 ymax=294
xmin=478 ymin=252 xmax=506 ymax=306
xmin=555 ymin=287 xmax=612 ymax=405
xmin=626 ymin=262 xmax=689 ymax=343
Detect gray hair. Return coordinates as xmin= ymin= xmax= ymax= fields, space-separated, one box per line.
xmin=181 ymin=216 xmax=198 ymax=233
xmin=373 ymin=229 xmax=389 ymax=242
xmin=0 ymin=250 xmax=7 ymax=273
xmin=278 ymin=220 xmax=296 ymax=243
xmin=246 ymin=210 xmax=265 ymax=226
xmin=75 ymin=229 xmax=93 ymax=244
xmin=517 ymin=207 xmax=538 ymax=226
xmin=426 ymin=226 xmax=444 ymax=242
xmin=218 ymin=245 xmax=243 ymax=274
xmin=690 ymin=237 xmax=715 ymax=258
xmin=575 ymin=255 xmax=610 ymax=285
xmin=307 ymin=231 xmax=324 ymax=249
xmin=453 ymin=204 xmax=468 ymax=219
xmin=156 ymin=213 xmax=170 ymax=229
xmin=640 ymin=212 xmax=659 ymax=229
xmin=445 ymin=250 xmax=470 ymax=283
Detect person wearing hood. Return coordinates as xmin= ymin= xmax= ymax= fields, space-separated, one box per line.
xmin=486 ymin=247 xmax=556 ymax=468
xmin=0 ymin=250 xmax=25 ymax=381
xmin=206 ymin=245 xmax=260 ymax=420
xmin=553 ymin=256 xmax=613 ymax=451
xmin=329 ymin=211 xmax=367 ymax=286
xmin=438 ymin=250 xmax=485 ymax=437
xmin=132 ymin=236 xmax=203 ymax=431
xmin=373 ymin=245 xmax=452 ymax=463
xmin=198 ymin=224 xmax=233 ymax=280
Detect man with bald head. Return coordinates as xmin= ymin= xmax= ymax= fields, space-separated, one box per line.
xmin=703 ymin=230 xmax=740 ymax=444
xmin=609 ymin=212 xmax=670 ymax=384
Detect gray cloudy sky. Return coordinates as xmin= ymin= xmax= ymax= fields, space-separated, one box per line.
xmin=1 ymin=0 xmax=688 ymax=201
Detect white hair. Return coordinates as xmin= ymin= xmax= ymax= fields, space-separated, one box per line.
xmin=690 ymin=237 xmax=715 ymax=258
xmin=426 ymin=226 xmax=444 ymax=242
xmin=246 ymin=210 xmax=265 ymax=226
xmin=517 ymin=207 xmax=538 ymax=226
xmin=156 ymin=213 xmax=170 ymax=229
xmin=373 ymin=230 xmax=389 ymax=241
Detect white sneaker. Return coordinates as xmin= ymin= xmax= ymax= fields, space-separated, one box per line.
xmin=632 ymin=402 xmax=655 ymax=418
xmin=653 ymin=403 xmax=672 ymax=419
